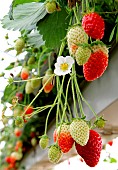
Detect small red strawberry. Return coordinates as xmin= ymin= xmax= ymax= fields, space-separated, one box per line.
xmin=82 ymin=12 xmax=105 ymax=39
xmin=75 ymin=129 xmax=102 ymax=167
xmin=42 ymin=69 xmax=54 ymax=93
xmin=24 ymin=106 xmax=33 ymax=115
xmin=53 ymin=124 xmax=74 ymax=153
xmin=21 ymin=67 xmax=29 ymax=80
xmin=16 ymin=92 xmax=23 ymax=101
xmin=107 ymin=140 xmax=113 ymax=146
xmin=14 ymin=128 xmax=22 ymax=137
xmin=83 ymin=50 xmax=108 ymax=81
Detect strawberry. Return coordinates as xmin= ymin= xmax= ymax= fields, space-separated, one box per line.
xmin=16 ymin=140 xmax=23 ymax=148
xmin=75 ymin=129 xmax=102 ymax=167
xmin=16 ymin=92 xmax=23 ymax=101
xmin=39 ymin=135 xmax=49 ymax=149
xmin=91 ymin=42 xmax=109 ymax=57
xmin=24 ymin=106 xmax=33 ymax=115
xmin=42 ymin=69 xmax=54 ymax=93
xmin=67 ymin=26 xmax=88 ymax=57
xmin=70 ymin=119 xmax=89 ymax=146
xmin=11 ymin=151 xmax=23 ymax=161
xmin=14 ymin=128 xmax=22 ymax=137
xmin=28 ymin=56 xmax=35 ymax=65
xmin=15 ymin=38 xmax=25 ymax=54
xmin=21 ymin=67 xmax=29 ymax=80
xmin=31 ymin=76 xmax=41 ymax=89
xmin=48 ymin=144 xmax=62 ymax=164
xmin=53 ymin=124 xmax=74 ymax=153
xmin=5 ymin=156 xmax=16 ymax=164
xmin=31 ymin=137 xmax=37 ymax=146
xmin=13 ymin=106 xmax=23 ymax=118
xmin=94 ymin=116 xmax=106 ymax=128
xmin=15 ymin=116 xmax=24 ymax=127
xmin=83 ymin=50 xmax=108 ymax=81
xmin=107 ymin=140 xmax=113 ymax=146
xmin=45 ymin=0 xmax=57 ymax=14
xmin=75 ymin=46 xmax=91 ymax=65
xmin=25 ymin=81 xmax=34 ymax=94
xmin=82 ymin=12 xmax=105 ymax=40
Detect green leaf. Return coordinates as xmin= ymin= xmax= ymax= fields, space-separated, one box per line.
xmin=27 ymin=30 xmax=45 ymax=48
xmin=14 ymin=0 xmax=39 ymax=6
xmin=37 ymin=9 xmax=70 ymax=49
xmin=2 ymin=3 xmax=47 ymax=31
xmin=109 ymin=25 xmax=116 ymax=42
xmin=116 ymin=24 xmax=118 ymax=43
xmin=110 ymin=157 xmax=117 ymax=163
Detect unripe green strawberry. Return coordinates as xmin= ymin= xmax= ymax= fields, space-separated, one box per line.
xmin=54 ymin=124 xmax=74 ymax=153
xmin=75 ymin=46 xmax=91 ymax=65
xmin=2 ymin=116 xmax=8 ymax=125
xmin=21 ymin=67 xmax=29 ymax=80
xmin=28 ymin=56 xmax=35 ymax=65
xmin=67 ymin=26 xmax=88 ymax=57
xmin=31 ymin=76 xmax=41 ymax=89
xmin=39 ymin=135 xmax=49 ymax=149
xmin=25 ymin=81 xmax=34 ymax=94
xmin=15 ymin=116 xmax=24 ymax=128
xmin=45 ymin=1 xmax=57 ymax=14
xmin=91 ymin=42 xmax=109 ymax=57
xmin=13 ymin=106 xmax=23 ymax=117
xmin=48 ymin=144 xmax=62 ymax=164
xmin=31 ymin=137 xmax=37 ymax=146
xmin=94 ymin=116 xmax=106 ymax=128
xmin=70 ymin=119 xmax=89 ymax=146
xmin=15 ymin=38 xmax=25 ymax=54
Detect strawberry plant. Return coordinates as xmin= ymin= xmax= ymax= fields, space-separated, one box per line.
xmin=0 ymin=0 xmax=118 ymax=169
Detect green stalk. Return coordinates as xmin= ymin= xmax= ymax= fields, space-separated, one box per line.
xmin=73 ymin=7 xmax=81 ymax=25
xmin=58 ymin=40 xmax=66 ymax=56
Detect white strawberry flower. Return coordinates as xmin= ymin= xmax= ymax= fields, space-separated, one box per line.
xmin=54 ymin=56 xmax=74 ymax=76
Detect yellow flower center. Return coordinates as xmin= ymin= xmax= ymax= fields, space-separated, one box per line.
xmin=60 ymin=63 xmax=68 ymax=71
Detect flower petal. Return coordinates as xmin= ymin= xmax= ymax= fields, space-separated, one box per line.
xmin=66 ymin=56 xmax=74 ymax=65
xmin=57 ymin=56 xmax=65 ymax=64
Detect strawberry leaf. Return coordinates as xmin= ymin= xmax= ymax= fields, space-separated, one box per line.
xmin=13 ymin=0 xmax=39 ymax=6
xmin=27 ymin=30 xmax=45 ymax=48
xmin=1 ymin=3 xmax=47 ymax=31
xmin=37 ymin=9 xmax=70 ymax=49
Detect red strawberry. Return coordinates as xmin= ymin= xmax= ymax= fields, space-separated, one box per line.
xmin=24 ymin=106 xmax=33 ymax=115
xmin=14 ymin=128 xmax=22 ymax=137
xmin=75 ymin=129 xmax=102 ymax=167
xmin=16 ymin=92 xmax=23 ymax=101
xmin=53 ymin=124 xmax=74 ymax=153
xmin=107 ymin=140 xmax=113 ymax=146
xmin=83 ymin=50 xmax=108 ymax=81
xmin=21 ymin=67 xmax=29 ymax=80
xmin=82 ymin=12 xmax=105 ymax=39
xmin=42 ymin=69 xmax=54 ymax=93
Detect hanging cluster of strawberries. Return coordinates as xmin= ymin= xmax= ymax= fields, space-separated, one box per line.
xmin=67 ymin=12 xmax=109 ymax=81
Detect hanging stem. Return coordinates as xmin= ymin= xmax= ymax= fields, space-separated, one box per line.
xmin=85 ymin=0 xmax=90 ymax=12
xmin=73 ymin=7 xmax=80 ymax=25
xmin=22 ymin=74 xmax=54 ymax=117
xmin=58 ymin=40 xmax=66 ymax=56
xmin=56 ymin=76 xmax=65 ymax=128
xmin=82 ymin=0 xmax=85 ymax=15
xmin=48 ymin=54 xmax=51 ymax=70
xmin=71 ymin=66 xmax=78 ymax=117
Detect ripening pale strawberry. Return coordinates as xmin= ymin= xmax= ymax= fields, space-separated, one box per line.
xmin=53 ymin=124 xmax=74 ymax=153
xmin=11 ymin=151 xmax=23 ymax=161
xmin=83 ymin=50 xmax=108 ymax=81
xmin=21 ymin=67 xmax=29 ymax=80
xmin=70 ymin=119 xmax=89 ymax=146
xmin=91 ymin=43 xmax=109 ymax=57
xmin=82 ymin=12 xmax=105 ymax=39
xmin=42 ymin=69 xmax=54 ymax=93
xmin=75 ymin=129 xmax=102 ymax=167
xmin=48 ymin=144 xmax=62 ymax=164
xmin=67 ymin=26 xmax=88 ymax=57
xmin=14 ymin=128 xmax=22 ymax=137
xmin=15 ymin=38 xmax=25 ymax=54
xmin=25 ymin=81 xmax=34 ymax=94
xmin=13 ymin=106 xmax=23 ymax=117
xmin=39 ymin=135 xmax=49 ymax=149
xmin=75 ymin=46 xmax=91 ymax=65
